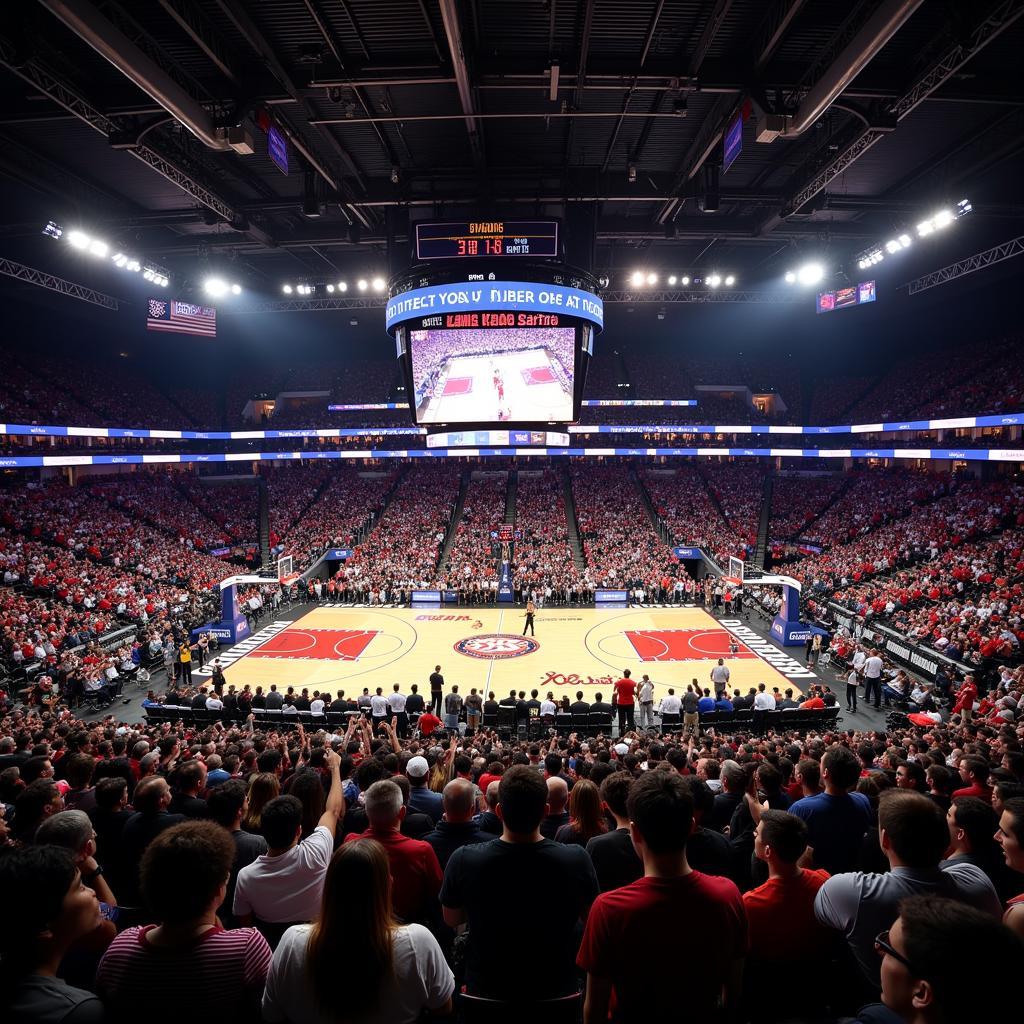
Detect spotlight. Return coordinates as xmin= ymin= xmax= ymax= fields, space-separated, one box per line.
xmin=327 ymin=284 xmax=335 ymax=293
xmin=113 ymin=253 xmax=127 ymax=267
xmin=917 ymin=219 xmax=934 ymax=237
xmin=885 ymin=239 xmax=902 ymax=254
xmin=957 ymin=198 xmax=972 ymax=215
xmin=707 ymin=274 xmax=721 ymax=288
xmin=88 ymin=239 xmax=108 ymax=258
xmin=283 ymin=284 xmax=293 ymax=294
xmin=371 ymin=276 xmax=385 ymax=292
xmin=796 ymin=262 xmax=824 ymax=286
xmin=667 ymin=275 xmax=677 ymax=286
xmin=785 ymin=271 xmax=796 ymax=284
xmin=231 ymin=284 xmax=241 ymax=295
xmin=858 ymin=260 xmax=868 ymax=271
xmin=627 ymin=163 xmax=637 ymax=184
xmin=646 ymin=272 xmax=657 ymax=286
xmin=337 ymin=281 xmax=347 ymax=292
xmin=630 ymin=270 xmax=644 ymax=287
xmin=143 ymin=269 xmax=154 ymax=281
xmin=725 ymin=275 xmax=735 ymax=286
xmin=933 ymin=209 xmax=953 ymax=229
xmin=898 ymin=234 xmax=911 ymax=248
xmin=203 ymin=277 xmax=228 ymax=298
xmin=127 ymin=259 xmax=141 ymax=272
xmin=67 ymin=230 xmax=90 ymax=250
xmin=357 ymin=279 xmax=368 ymax=291
xmin=680 ymin=276 xmax=690 ymax=286
xmin=43 ymin=220 xmax=63 ymax=240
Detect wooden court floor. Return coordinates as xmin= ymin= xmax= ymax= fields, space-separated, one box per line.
xmin=219 ymin=606 xmax=814 ymax=702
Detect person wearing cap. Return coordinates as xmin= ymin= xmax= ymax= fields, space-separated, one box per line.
xmin=407 ymin=755 xmax=443 ymax=824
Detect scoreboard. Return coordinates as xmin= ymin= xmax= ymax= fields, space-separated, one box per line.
xmin=415 ymin=220 xmax=559 ymax=260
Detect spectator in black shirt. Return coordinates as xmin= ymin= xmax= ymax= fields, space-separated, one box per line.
xmin=119 ymin=777 xmax=185 ymax=904
xmin=708 ymin=760 xmax=746 ymax=832
xmin=590 ymin=693 xmax=614 ymax=718
xmin=478 ymin=781 xmax=502 ymax=835
xmin=429 ymin=667 xmax=444 ymax=716
xmin=441 ymin=765 xmax=598 ymax=1000
xmin=424 ymin=779 xmax=491 ymax=869
xmin=586 ymin=771 xmax=642 ymax=892
xmin=406 ymin=684 xmax=425 ymax=716
xmin=168 ymin=761 xmax=209 ymax=819
xmin=207 ymin=779 xmax=268 ymax=927
xmin=540 ymin=776 xmax=570 ymax=839
xmin=682 ymin=776 xmax=738 ymax=883
xmin=88 ymin=778 xmax=132 ymax=888
xmin=293 ymin=689 xmax=311 ymax=712
xmin=482 ymin=693 xmax=500 ymax=718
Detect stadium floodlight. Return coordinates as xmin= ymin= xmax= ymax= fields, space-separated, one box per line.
xmin=796 ymin=262 xmax=824 ymax=286
xmin=932 ymin=208 xmax=954 ymax=229
xmin=630 ymin=270 xmax=644 ymax=287
xmin=143 ymin=269 xmax=154 ymax=281
xmin=67 ymin=229 xmax=90 ymax=250
xmin=646 ymin=272 xmax=657 ymax=286
xmin=231 ymin=284 xmax=241 ymax=295
xmin=725 ymin=275 xmax=735 ymax=286
xmin=283 ymin=284 xmax=293 ymax=294
xmin=113 ymin=253 xmax=128 ymax=267
xmin=326 ymin=283 xmax=335 ymax=293
xmin=357 ymin=278 xmax=368 ymax=291
xmin=668 ymin=275 xmax=677 ymax=286
xmin=88 ymin=239 xmax=108 ymax=258
xmin=917 ymin=218 xmax=934 ymax=237
xmin=43 ymin=220 xmax=63 ymax=239
xmin=203 ymin=277 xmax=228 ymax=298
xmin=898 ymin=234 xmax=911 ymax=248
xmin=784 ymin=271 xmax=796 ymax=284
xmin=338 ymin=281 xmax=348 ymax=292
xmin=707 ymin=273 xmax=721 ymax=288
xmin=371 ymin=276 xmax=385 ymax=292
xmin=681 ymin=276 xmax=690 ymax=286
xmin=885 ymin=239 xmax=902 ymax=254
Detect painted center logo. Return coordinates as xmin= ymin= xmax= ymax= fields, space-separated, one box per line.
xmin=454 ymin=634 xmax=540 ymax=659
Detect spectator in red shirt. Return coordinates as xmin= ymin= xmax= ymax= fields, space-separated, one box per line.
xmin=344 ymin=779 xmax=442 ymax=925
xmin=951 ymin=677 xmax=978 ymax=722
xmin=613 ymin=670 xmax=636 ymax=733
xmin=951 ymin=755 xmax=993 ymax=802
xmin=742 ymin=808 xmax=832 ymax=1019
xmin=577 ymin=771 xmax=746 ymax=1023
xmin=417 ymin=710 xmax=442 ymax=738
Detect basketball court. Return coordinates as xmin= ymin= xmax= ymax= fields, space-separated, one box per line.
xmin=213 ymin=605 xmax=817 ymax=701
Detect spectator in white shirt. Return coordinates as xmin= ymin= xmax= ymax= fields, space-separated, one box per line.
xmin=753 ymin=684 xmax=776 ymax=711
xmin=540 ymin=695 xmax=557 ymax=717
xmin=234 ymin=750 xmax=343 ymax=931
xmin=309 ymin=695 xmax=325 ymax=716
xmin=205 ymin=693 xmax=224 ymax=712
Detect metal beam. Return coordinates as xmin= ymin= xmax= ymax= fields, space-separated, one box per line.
xmin=776 ymin=0 xmax=1024 ymax=220
xmin=686 ymin=0 xmax=734 ymax=77
xmin=904 ymin=235 xmax=1024 ymax=294
xmin=752 ymin=0 xmax=808 ymax=74
xmin=437 ymin=0 xmax=484 ymax=170
xmin=0 ymin=257 xmax=119 ymax=309
xmin=564 ymin=0 xmax=595 ymax=167
xmin=603 ymin=289 xmax=802 ymax=303
xmin=157 ymin=0 xmax=241 ymax=85
xmin=0 ymin=38 xmax=271 ymax=241
xmin=232 ymin=296 xmax=384 ymax=313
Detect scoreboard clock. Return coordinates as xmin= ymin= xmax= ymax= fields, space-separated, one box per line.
xmin=415 ymin=220 xmax=559 ymax=260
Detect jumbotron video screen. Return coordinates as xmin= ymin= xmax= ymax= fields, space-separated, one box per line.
xmin=410 ymin=325 xmax=576 ymax=424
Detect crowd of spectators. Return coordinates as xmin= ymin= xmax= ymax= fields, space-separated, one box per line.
xmin=442 ymin=473 xmax=507 ymax=597
xmin=571 ymin=465 xmax=677 ymax=592
xmin=512 ymin=470 xmax=584 ymax=600
xmin=769 ymin=473 xmax=849 ymax=542
xmin=1 ymin=670 xmax=1023 ymax=1022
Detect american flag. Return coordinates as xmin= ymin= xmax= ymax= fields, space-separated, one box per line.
xmin=146 ymin=297 xmax=217 ymax=337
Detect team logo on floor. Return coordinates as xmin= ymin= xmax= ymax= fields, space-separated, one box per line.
xmin=454 ymin=634 xmax=540 ymax=659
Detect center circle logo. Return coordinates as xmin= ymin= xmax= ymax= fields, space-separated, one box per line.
xmin=454 ymin=634 xmax=540 ymax=659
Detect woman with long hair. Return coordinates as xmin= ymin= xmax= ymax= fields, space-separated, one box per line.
xmin=285 ymin=770 xmax=326 ymax=841
xmin=242 ymin=773 xmax=280 ymax=835
xmin=262 ymin=839 xmax=454 ymax=1023
xmin=554 ymin=778 xmax=607 ymax=847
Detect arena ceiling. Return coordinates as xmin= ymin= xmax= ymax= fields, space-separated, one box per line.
xmin=1 ymin=0 xmax=1023 ymax=290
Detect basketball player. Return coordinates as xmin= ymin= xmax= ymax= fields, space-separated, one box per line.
xmin=522 ymin=598 xmax=536 ymax=636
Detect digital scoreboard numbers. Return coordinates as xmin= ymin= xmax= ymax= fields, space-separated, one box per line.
xmin=415 ymin=220 xmax=559 ymax=260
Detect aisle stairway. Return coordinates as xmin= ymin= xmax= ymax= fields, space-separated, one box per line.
xmin=560 ymin=467 xmax=587 ymax=570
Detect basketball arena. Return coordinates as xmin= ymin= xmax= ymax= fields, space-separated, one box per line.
xmin=2 ymin=3 xmax=1023 ymax=1020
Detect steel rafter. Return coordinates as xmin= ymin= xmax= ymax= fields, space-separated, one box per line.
xmin=905 ymin=235 xmax=1024 ymax=294
xmin=602 ymin=289 xmax=803 ymax=303
xmin=780 ymin=0 xmax=1024 ymax=217
xmin=0 ymin=257 xmax=119 ymax=309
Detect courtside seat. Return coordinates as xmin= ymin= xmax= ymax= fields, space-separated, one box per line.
xmin=699 ymin=710 xmax=720 ymax=726
xmin=571 ymin=712 xmax=589 ymax=734
xmin=496 ymin=706 xmax=516 ymax=736
xmin=589 ymin=710 xmax=613 ymax=735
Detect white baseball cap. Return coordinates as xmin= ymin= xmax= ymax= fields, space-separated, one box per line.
xmin=406 ymin=755 xmax=429 ymax=778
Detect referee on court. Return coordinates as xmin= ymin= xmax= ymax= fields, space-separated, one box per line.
xmin=522 ymin=598 xmax=536 ymax=636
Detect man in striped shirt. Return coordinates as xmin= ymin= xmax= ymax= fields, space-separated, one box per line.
xmin=97 ymin=820 xmax=272 ymax=1019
